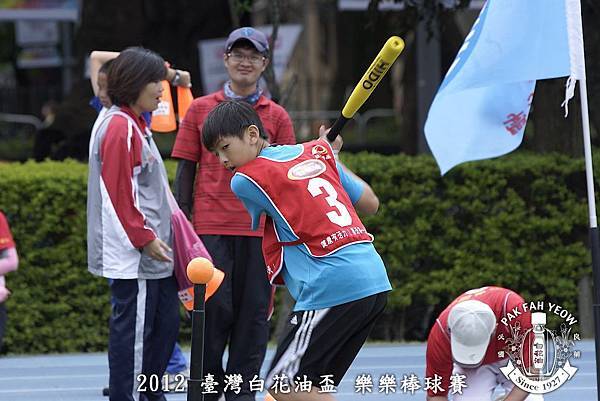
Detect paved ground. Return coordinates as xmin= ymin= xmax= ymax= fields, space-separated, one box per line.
xmin=0 ymin=340 xmax=595 ymax=401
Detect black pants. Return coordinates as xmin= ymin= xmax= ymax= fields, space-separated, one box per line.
xmin=0 ymin=303 xmax=6 ymax=352
xmin=200 ymin=235 xmax=272 ymax=401
xmin=267 ymin=292 xmax=387 ymax=388
xmin=108 ymin=276 xmax=179 ymax=401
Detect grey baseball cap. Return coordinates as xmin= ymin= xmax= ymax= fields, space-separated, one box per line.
xmin=448 ymin=300 xmax=496 ymax=366
xmin=225 ymin=27 xmax=269 ymax=55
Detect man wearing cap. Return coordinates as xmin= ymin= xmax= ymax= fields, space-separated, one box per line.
xmin=425 ymin=286 xmax=543 ymax=401
xmin=171 ymin=27 xmax=295 ymax=401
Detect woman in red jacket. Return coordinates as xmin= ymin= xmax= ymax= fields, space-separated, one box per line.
xmin=0 ymin=210 xmax=18 ymax=352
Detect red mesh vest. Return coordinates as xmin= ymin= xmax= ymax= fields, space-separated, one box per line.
xmin=236 ymin=139 xmax=373 ymax=285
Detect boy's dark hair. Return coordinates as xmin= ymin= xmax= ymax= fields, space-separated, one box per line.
xmin=98 ymin=58 xmax=113 ymax=75
xmin=107 ymin=47 xmax=166 ymax=107
xmin=202 ymin=100 xmax=268 ymax=151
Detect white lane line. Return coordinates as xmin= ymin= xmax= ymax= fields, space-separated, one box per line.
xmin=0 ymin=387 xmax=102 ymax=394
xmin=0 ymin=374 xmax=106 ymax=381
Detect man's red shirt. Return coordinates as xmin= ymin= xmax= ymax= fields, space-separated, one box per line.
xmin=425 ymin=286 xmax=532 ymax=396
xmin=171 ymin=90 xmax=296 ymax=236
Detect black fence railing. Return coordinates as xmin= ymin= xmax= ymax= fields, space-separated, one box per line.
xmin=0 ymin=85 xmax=62 ymax=115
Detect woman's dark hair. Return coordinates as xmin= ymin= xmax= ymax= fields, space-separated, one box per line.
xmin=107 ymin=47 xmax=166 ymax=107
xmin=202 ymin=100 xmax=268 ymax=151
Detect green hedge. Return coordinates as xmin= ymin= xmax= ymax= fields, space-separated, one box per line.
xmin=344 ymin=152 xmax=590 ymax=340
xmin=0 ymin=160 xmax=101 ymax=353
xmin=0 ymin=152 xmax=594 ymax=353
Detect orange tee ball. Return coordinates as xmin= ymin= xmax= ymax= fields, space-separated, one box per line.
xmin=186 ymin=257 xmax=215 ymax=284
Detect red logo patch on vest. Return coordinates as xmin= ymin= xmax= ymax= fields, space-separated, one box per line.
xmin=311 ymin=144 xmax=331 ymax=160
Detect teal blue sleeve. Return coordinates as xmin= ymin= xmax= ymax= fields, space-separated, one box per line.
xmin=336 ymin=162 xmax=364 ymax=204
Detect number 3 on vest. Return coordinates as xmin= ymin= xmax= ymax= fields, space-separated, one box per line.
xmin=307 ymin=177 xmax=352 ymax=227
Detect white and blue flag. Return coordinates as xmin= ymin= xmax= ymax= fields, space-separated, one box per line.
xmin=425 ymin=0 xmax=585 ymax=174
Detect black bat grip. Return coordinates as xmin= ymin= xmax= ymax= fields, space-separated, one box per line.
xmin=326 ymin=115 xmax=349 ymax=142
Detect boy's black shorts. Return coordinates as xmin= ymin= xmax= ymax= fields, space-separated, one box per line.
xmin=266 ymin=291 xmax=387 ymax=391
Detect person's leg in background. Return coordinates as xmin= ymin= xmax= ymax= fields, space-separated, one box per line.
xmin=200 ymin=235 xmax=236 ymax=401
xmin=167 ymin=343 xmax=187 ymax=374
xmin=0 ymin=303 xmax=6 ymax=352
xmin=166 ymin=342 xmax=189 ymax=389
xmin=225 ymin=236 xmax=271 ymax=401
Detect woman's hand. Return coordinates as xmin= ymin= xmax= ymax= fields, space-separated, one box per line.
xmin=0 ymin=286 xmax=10 ymax=303
xmin=143 ymin=238 xmax=173 ymax=262
xmin=177 ymin=70 xmax=192 ymax=88
xmin=166 ymin=66 xmax=192 ymax=88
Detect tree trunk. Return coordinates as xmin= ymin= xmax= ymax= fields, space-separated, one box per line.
xmin=306 ymin=0 xmax=320 ymax=112
xmin=528 ymin=80 xmax=582 ymax=157
xmin=392 ymin=31 xmax=415 ymax=154
xmin=582 ymin=1 xmax=600 ymax=144
xmin=262 ymin=0 xmax=281 ymax=103
xmin=578 ymin=275 xmax=594 ymax=338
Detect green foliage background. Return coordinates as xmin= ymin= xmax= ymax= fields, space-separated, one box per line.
xmin=0 ymin=152 xmax=593 ymax=353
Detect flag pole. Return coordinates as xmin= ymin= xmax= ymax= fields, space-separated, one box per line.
xmin=578 ymin=78 xmax=600 ymax=397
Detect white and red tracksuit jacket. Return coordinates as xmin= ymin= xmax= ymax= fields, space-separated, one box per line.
xmin=87 ymin=106 xmax=173 ymax=279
